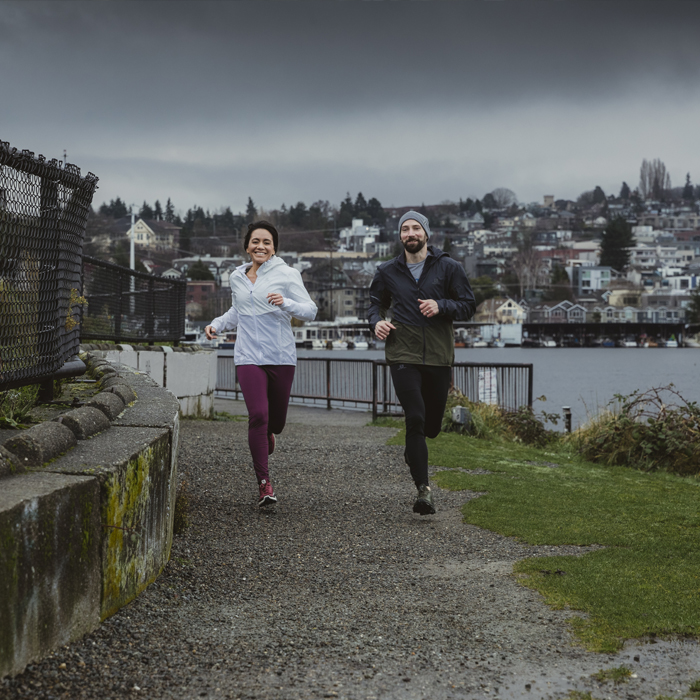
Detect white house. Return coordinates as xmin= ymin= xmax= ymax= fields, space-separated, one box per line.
xmin=338 ymin=219 xmax=381 ymax=254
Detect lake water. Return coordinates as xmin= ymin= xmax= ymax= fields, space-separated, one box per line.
xmin=297 ymin=347 xmax=700 ymax=431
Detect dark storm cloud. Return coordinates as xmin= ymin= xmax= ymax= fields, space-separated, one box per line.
xmin=2 ymin=1 xmax=700 ymax=210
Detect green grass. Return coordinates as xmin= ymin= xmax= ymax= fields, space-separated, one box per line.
xmin=406 ymin=430 xmax=700 ymax=653
xmin=592 ymin=666 xmax=632 ymax=684
xmin=368 ymin=416 xmax=405 ymax=429
xmin=213 ymin=411 xmax=247 ymax=422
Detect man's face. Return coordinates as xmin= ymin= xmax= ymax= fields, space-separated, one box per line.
xmin=400 ymin=219 xmax=427 ymax=254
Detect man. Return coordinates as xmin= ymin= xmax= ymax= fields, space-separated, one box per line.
xmin=368 ymin=210 xmax=475 ymax=515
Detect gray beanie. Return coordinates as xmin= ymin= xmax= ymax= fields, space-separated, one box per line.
xmin=398 ymin=210 xmax=431 ymax=239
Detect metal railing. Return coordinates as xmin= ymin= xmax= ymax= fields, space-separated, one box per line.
xmin=81 ymin=256 xmax=186 ymax=344
xmin=216 ymin=355 xmax=533 ymax=418
xmin=0 ymin=141 xmax=98 ymax=392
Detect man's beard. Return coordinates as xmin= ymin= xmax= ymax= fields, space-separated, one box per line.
xmin=402 ymin=237 xmax=427 ymax=254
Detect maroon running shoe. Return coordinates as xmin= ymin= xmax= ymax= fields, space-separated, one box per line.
xmin=258 ymin=479 xmax=277 ymax=507
xmin=268 ymin=432 xmax=276 ymax=455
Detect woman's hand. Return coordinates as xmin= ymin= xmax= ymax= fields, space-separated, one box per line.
xmin=204 ymin=325 xmax=217 ymax=340
xmin=267 ymin=293 xmax=284 ymax=306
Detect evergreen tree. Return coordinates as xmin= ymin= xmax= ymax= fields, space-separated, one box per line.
xmin=338 ymin=193 xmax=354 ymax=227
xmin=482 ymin=193 xmax=497 ymax=209
xmin=544 ymin=265 xmax=574 ymax=302
xmin=139 ymin=201 xmax=154 ymax=219
xmin=592 ymin=186 xmax=606 ymax=204
xmin=683 ymin=173 xmax=694 ymax=201
xmin=600 ymin=217 xmax=635 ymax=271
xmin=470 ymin=275 xmax=498 ymax=308
xmin=165 ymin=198 xmax=175 ymax=223
xmin=367 ymin=197 xmax=386 ymax=225
xmin=98 ymin=197 xmax=128 ymax=218
xmin=288 ymin=201 xmax=308 ymax=228
xmin=354 ymin=192 xmax=368 ymax=220
xmin=188 ymin=260 xmax=215 ymax=281
xmin=154 ymin=200 xmax=163 ymax=220
xmin=246 ymin=197 xmax=257 ymax=223
xmin=619 ymin=182 xmax=631 ymax=200
xmin=687 ymin=287 xmax=700 ymax=324
xmin=442 ymin=236 xmax=452 ymax=253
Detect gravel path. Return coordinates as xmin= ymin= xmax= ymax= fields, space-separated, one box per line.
xmin=3 ymin=401 xmax=699 ymax=700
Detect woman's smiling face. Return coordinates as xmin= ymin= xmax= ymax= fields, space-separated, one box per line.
xmin=246 ymin=229 xmax=275 ymax=265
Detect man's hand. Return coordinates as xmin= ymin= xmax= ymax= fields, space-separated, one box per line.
xmin=374 ymin=320 xmax=396 ymax=340
xmin=204 ymin=325 xmax=217 ymax=340
xmin=418 ymin=299 xmax=439 ymax=318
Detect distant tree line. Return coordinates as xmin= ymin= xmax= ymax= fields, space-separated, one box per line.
xmin=93 ymin=192 xmax=388 ymax=256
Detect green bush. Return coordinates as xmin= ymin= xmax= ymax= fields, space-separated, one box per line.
xmin=442 ymin=390 xmax=558 ymax=446
xmin=0 ymin=384 xmax=39 ymax=428
xmin=442 ymin=391 xmax=505 ymax=440
xmin=501 ymin=405 xmax=557 ymax=447
xmin=569 ymin=385 xmax=700 ymax=476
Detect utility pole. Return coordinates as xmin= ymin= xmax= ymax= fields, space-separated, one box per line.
xmin=129 ymin=206 xmax=136 ymax=313
xmin=130 ymin=207 xmax=136 ymax=270
xmin=329 ymin=216 xmax=336 ymax=322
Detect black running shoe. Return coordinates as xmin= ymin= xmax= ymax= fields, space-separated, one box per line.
xmin=413 ymin=484 xmax=436 ymax=515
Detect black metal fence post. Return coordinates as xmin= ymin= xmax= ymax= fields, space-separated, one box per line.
xmin=382 ymin=363 xmax=389 ymax=414
xmin=372 ymin=361 xmax=378 ymax=422
xmin=145 ymin=278 xmax=155 ymax=339
xmin=326 ymin=358 xmax=332 ymax=410
xmin=115 ymin=272 xmax=123 ymax=343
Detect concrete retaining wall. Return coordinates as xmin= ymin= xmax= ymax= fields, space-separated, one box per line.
xmin=0 ymin=355 xmax=180 ymax=678
xmin=82 ymin=344 xmax=217 ymax=418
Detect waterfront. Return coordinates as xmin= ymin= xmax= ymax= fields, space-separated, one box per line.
xmin=297 ymin=347 xmax=700 ymax=431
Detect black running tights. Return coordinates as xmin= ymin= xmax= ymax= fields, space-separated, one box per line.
xmin=390 ymin=363 xmax=452 ymax=487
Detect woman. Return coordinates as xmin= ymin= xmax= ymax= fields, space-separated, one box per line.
xmin=205 ymin=221 xmax=317 ymax=506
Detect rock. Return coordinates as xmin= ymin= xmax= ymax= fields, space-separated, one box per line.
xmin=3 ymin=421 xmax=77 ymax=466
xmin=54 ymin=407 xmax=111 ymax=440
xmin=86 ymin=392 xmax=126 ymax=421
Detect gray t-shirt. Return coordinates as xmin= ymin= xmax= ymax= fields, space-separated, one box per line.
xmin=407 ymin=259 xmax=425 ymax=282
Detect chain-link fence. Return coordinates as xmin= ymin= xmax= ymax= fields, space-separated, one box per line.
xmin=81 ymin=256 xmax=186 ymax=344
xmin=0 ymin=142 xmax=98 ymax=392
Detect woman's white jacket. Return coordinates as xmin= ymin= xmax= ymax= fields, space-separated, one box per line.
xmin=210 ymin=256 xmax=317 ymax=366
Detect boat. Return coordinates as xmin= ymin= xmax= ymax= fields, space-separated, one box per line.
xmin=601 ymin=338 xmax=615 ymax=348
xmin=489 ymin=339 xmax=506 ymax=348
xmin=684 ymin=334 xmax=700 ymax=348
xmin=182 ymin=319 xmax=228 ymax=348
xmin=663 ymin=335 xmax=679 ymax=348
xmin=539 ymin=337 xmax=557 ymax=348
xmin=472 ymin=337 xmax=488 ymax=348
xmin=294 ymin=321 xmax=365 ymax=350
xmin=351 ymin=336 xmax=369 ymax=350
xmin=617 ymin=337 xmax=638 ymax=348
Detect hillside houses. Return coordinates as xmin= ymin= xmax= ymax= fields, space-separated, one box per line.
xmin=86 ymin=191 xmax=700 ymax=326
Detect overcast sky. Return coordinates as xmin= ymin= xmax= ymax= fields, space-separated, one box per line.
xmin=2 ymin=0 xmax=700 ymax=215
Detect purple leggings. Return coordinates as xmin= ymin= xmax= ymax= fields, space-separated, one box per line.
xmin=236 ymin=364 xmax=296 ymax=483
